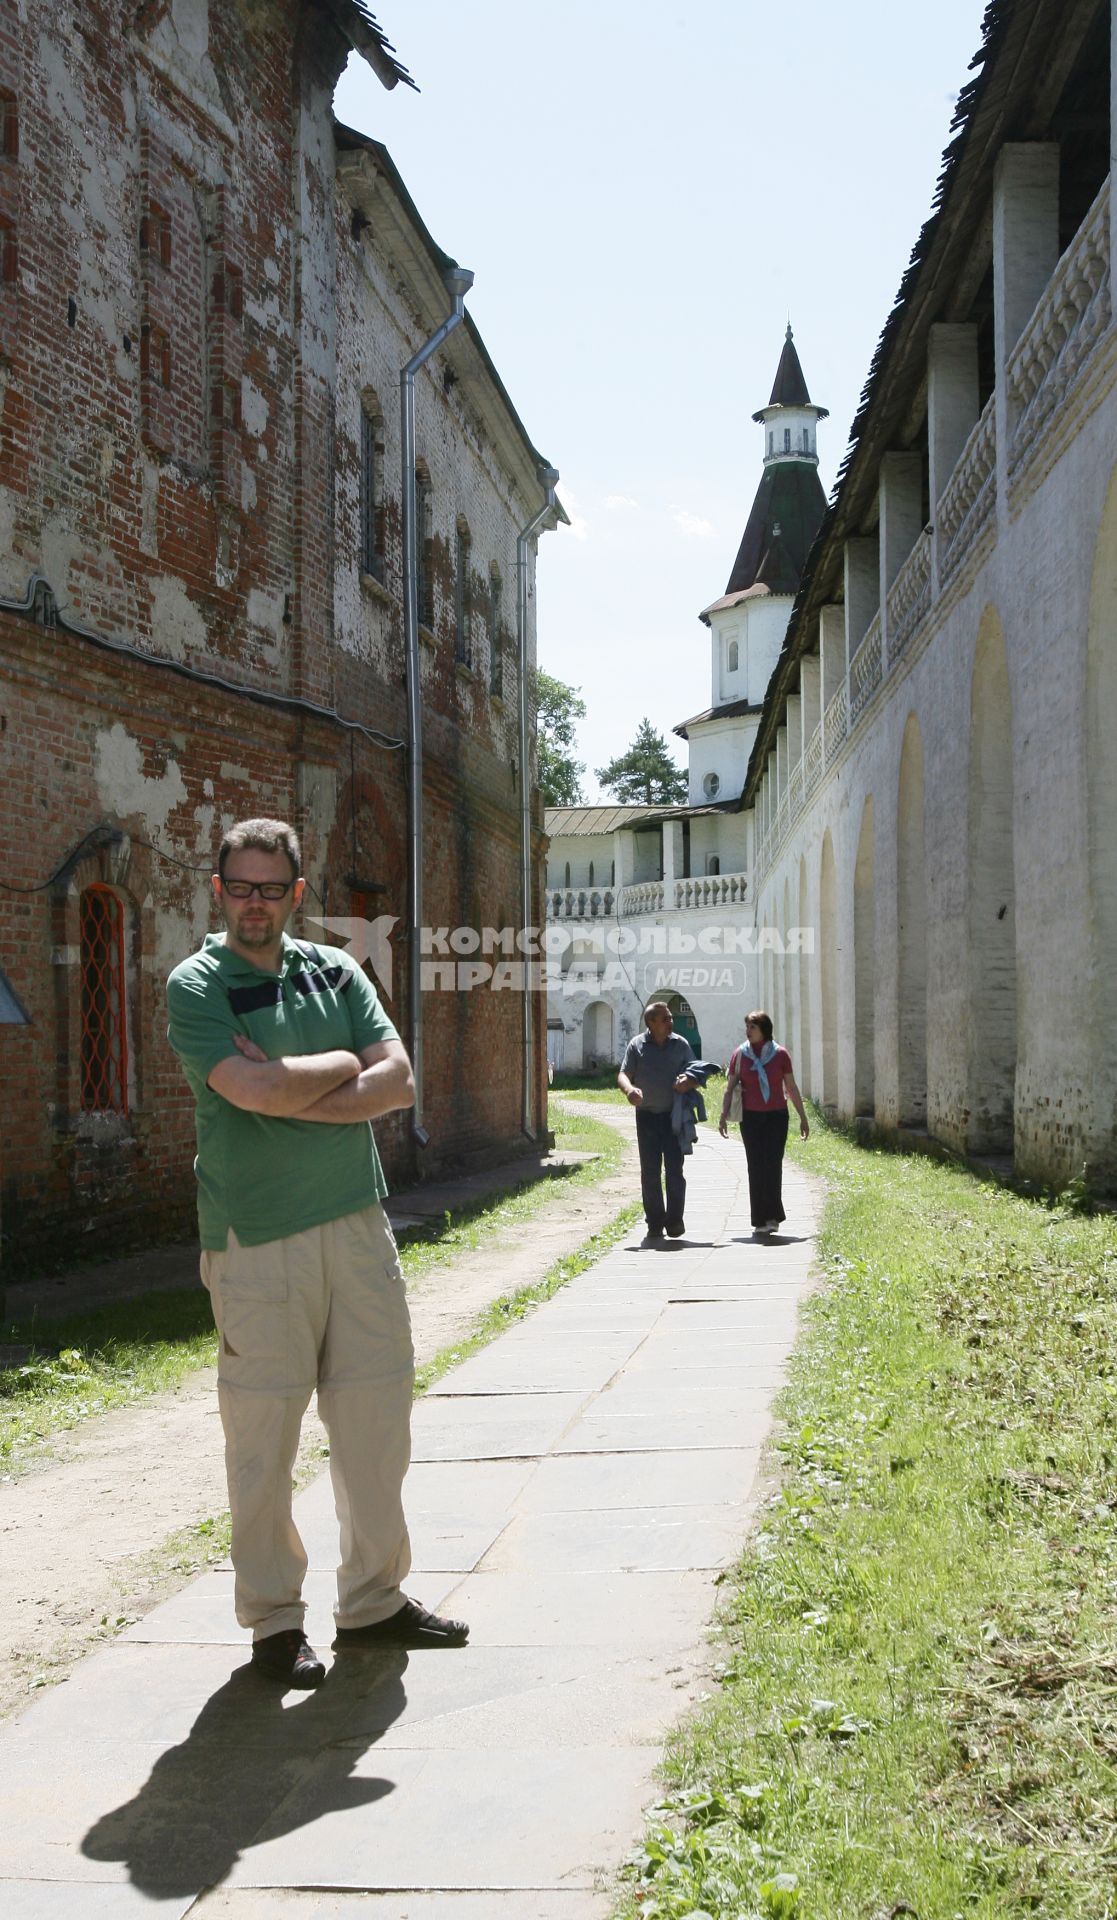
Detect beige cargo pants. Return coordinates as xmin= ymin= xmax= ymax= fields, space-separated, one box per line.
xmin=200 ymin=1201 xmax=414 ymax=1641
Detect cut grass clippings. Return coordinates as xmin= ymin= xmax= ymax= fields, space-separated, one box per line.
xmin=0 ymin=1098 xmax=629 ymax=1472
xmin=618 ymin=1111 xmax=1117 ymax=1920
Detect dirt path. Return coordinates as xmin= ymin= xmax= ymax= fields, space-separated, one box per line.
xmin=0 ymin=1103 xmax=638 ymax=1715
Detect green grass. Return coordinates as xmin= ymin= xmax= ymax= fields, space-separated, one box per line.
xmin=618 ymin=1111 xmax=1117 ymax=1920
xmin=551 ymin=1071 xmax=629 ymax=1103
xmin=0 ymin=1097 xmax=629 ymax=1472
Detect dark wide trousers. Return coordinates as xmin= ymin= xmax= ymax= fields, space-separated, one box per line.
xmin=739 ymin=1107 xmax=789 ymax=1227
xmin=635 ymin=1109 xmax=686 ymax=1232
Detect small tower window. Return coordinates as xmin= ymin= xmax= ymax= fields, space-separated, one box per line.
xmin=784 ymin=427 xmax=791 ymax=452
xmin=727 ymin=639 xmax=739 ymax=673
xmin=768 ymin=432 xmax=773 ymax=455
xmin=706 ymin=855 xmax=720 ymax=876
xmin=802 ymin=427 xmax=810 ymax=450
xmin=588 ymin=862 xmax=595 ymax=887
xmin=703 ymin=771 xmax=720 ymax=799
xmin=564 ymin=862 xmax=571 ymax=888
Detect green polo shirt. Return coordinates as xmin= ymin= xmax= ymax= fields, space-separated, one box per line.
xmin=166 ymin=933 xmax=398 ymax=1250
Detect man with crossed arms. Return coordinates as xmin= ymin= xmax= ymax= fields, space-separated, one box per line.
xmin=167 ymin=816 xmax=467 ymax=1687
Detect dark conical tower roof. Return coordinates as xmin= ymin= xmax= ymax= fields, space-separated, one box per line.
xmin=768 ymin=324 xmax=812 ymax=406
xmin=723 ymin=462 xmax=826 ymax=596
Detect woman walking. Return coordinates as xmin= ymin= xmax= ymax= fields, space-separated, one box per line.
xmin=719 ymin=1011 xmax=809 ymax=1234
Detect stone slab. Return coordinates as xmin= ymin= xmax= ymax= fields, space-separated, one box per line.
xmin=476 ymin=1503 xmax=752 ymax=1574
xmin=427 ymin=1335 xmax=642 ymax=1397
xmin=119 ymin=1571 xmax=461 ymax=1648
xmin=555 ymin=1403 xmax=774 ymax=1454
xmin=1 ymin=1887 xmax=195 ymax=1919
xmin=511 ymin=1445 xmax=762 ymax=1514
xmin=1 ymin=1643 xmax=356 ymax=1751
xmin=0 ymin=1732 xmax=320 ymax=1896
xmin=219 ymin=1745 xmax=657 ymax=1892
xmin=409 ymin=1393 xmax=587 ymax=1461
xmin=440 ymin=1569 xmax=716 ymax=1650
xmin=191 ymin=1894 xmax=612 ymax=1918
xmin=330 ymin=1642 xmax=701 ymax=1748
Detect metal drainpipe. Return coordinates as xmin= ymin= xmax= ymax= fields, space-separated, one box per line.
xmin=401 ymin=265 xmax=474 ymax=1146
xmin=517 ymin=466 xmax=560 ymax=1139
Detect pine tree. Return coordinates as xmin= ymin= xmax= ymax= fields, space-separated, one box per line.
xmin=595 ymin=719 xmax=688 ymax=805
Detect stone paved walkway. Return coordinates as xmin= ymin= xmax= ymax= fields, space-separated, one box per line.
xmin=0 ymin=1126 xmax=820 ymax=1918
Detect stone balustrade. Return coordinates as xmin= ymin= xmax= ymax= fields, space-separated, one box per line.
xmin=803 ymin=723 xmax=824 ymax=797
xmin=887 ymin=527 xmax=931 ymax=662
xmin=849 ymin=613 xmax=882 ymax=725
xmin=938 ymin=392 xmax=996 ymax=581
xmin=547 ymin=886 xmax=614 ymax=920
xmin=823 ymin=680 xmax=848 ymax=760
xmin=1007 ymin=175 xmax=1111 ymax=474
xmin=673 ymin=870 xmax=748 ymax=909
xmin=618 ymin=880 xmax=664 ymax=914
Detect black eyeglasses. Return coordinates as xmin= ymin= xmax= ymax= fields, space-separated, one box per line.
xmin=222 ymin=879 xmax=294 ymax=900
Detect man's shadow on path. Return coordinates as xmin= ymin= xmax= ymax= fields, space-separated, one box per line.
xmin=81 ymin=1651 xmax=409 ymax=1900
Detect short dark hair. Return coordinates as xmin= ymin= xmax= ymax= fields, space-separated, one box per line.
xmin=745 ymin=1008 xmax=773 ymax=1042
xmin=218 ymin=817 xmax=301 ymax=882
xmin=644 ymin=1001 xmax=672 ymax=1023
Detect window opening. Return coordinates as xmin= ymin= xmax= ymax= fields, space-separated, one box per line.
xmin=454 ymin=522 xmax=472 ymax=665
xmin=80 ymin=885 xmax=129 ymax=1114
xmin=360 ymin=406 xmax=384 ymax=582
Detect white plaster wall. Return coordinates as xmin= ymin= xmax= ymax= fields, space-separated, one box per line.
xmin=751 ymin=357 xmax=1117 ymax=1183
xmin=687 ymin=714 xmax=762 ymax=806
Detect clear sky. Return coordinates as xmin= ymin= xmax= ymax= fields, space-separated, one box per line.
xmin=336 ymin=0 xmax=990 ymax=800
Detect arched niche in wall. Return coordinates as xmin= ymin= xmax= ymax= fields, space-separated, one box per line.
xmin=819 ymin=830 xmax=838 ymax=1110
xmin=1086 ymin=460 xmax=1117 ymax=1183
xmin=853 ymin=795 xmax=875 ymax=1118
xmin=798 ymin=852 xmax=812 ymax=1098
xmin=897 ymin=712 xmax=927 ymax=1127
xmin=967 ymin=605 xmax=1016 ymax=1154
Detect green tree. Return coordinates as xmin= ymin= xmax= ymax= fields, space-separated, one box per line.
xmin=595 ymin=718 xmax=688 ymax=805
xmin=536 ymin=669 xmax=587 ymax=807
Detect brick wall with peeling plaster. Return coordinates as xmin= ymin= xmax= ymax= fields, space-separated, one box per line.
xmin=0 ymin=0 xmax=551 ymax=1267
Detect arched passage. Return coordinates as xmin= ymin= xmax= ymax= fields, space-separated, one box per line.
xmin=897 ymin=713 xmax=927 ymax=1126
xmin=967 ymin=609 xmax=1016 ymax=1153
xmin=1087 ymin=462 xmax=1117 ymax=1184
xmin=853 ymin=797 xmax=875 ymax=1117
xmin=819 ymin=831 xmax=838 ymax=1110
xmin=798 ymin=854 xmax=812 ymax=1096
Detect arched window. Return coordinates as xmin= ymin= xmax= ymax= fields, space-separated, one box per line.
xmin=783 ymin=426 xmax=791 ymax=452
xmin=359 ymin=395 xmax=385 ymax=582
xmin=489 ymin=566 xmax=503 ymax=695
xmin=415 ymin=462 xmax=433 ymax=630
xmin=768 ymin=432 xmax=773 ymax=455
xmin=802 ymin=427 xmax=810 ymax=451
xmin=727 ymin=639 xmax=739 ymax=673
xmin=454 ymin=518 xmax=472 ymax=666
xmin=588 ymin=862 xmax=595 ymax=887
xmin=564 ymin=862 xmax=571 ymax=888
xmin=706 ymin=855 xmax=720 ymax=875
xmin=79 ymin=885 xmax=129 ymax=1113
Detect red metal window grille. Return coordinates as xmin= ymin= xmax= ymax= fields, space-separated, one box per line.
xmin=80 ymin=886 xmax=129 ymax=1114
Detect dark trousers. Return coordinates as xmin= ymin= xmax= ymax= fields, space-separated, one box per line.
xmin=740 ymin=1107 xmax=789 ymax=1226
xmin=635 ymin=1109 xmax=686 ymax=1231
